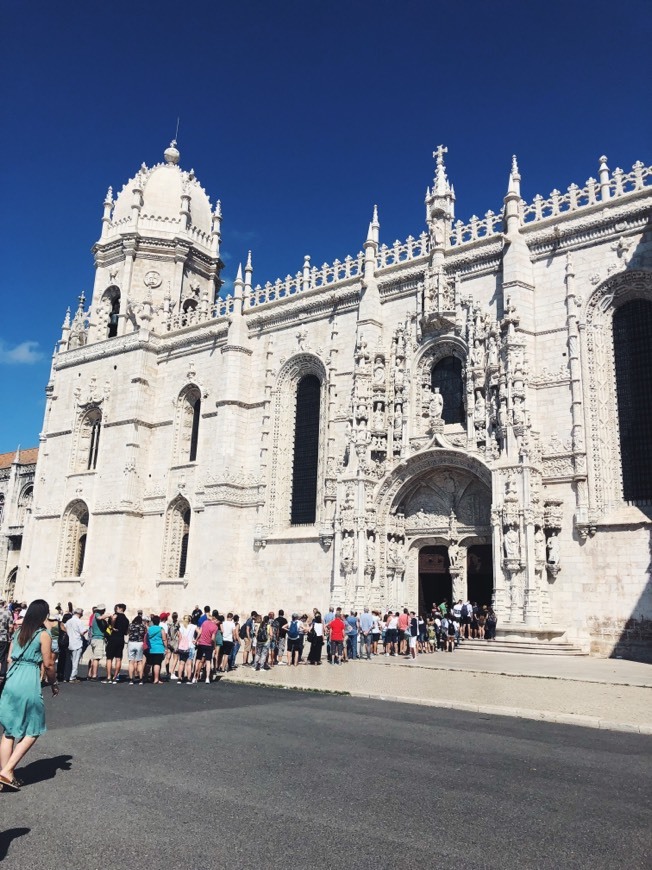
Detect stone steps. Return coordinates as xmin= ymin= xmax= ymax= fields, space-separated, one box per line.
xmin=461 ymin=638 xmax=588 ymax=656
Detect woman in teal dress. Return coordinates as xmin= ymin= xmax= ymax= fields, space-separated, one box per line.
xmin=0 ymin=599 xmax=58 ymax=790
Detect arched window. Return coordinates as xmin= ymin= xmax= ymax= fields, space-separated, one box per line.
xmin=58 ymin=500 xmax=89 ymax=578
xmin=175 ymin=386 xmax=201 ymax=463
xmin=162 ymin=497 xmax=191 ymax=579
xmin=17 ymin=485 xmax=33 ymax=525
xmin=291 ymin=374 xmax=321 ymax=525
xmin=101 ymin=286 xmax=121 ymax=339
xmin=74 ymin=407 xmax=102 ymax=472
xmin=431 ymin=356 xmax=465 ymax=425
xmin=614 ymin=299 xmax=652 ymax=501
xmin=4 ymin=567 xmax=17 ymax=601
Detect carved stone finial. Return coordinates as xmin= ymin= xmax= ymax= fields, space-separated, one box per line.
xmin=164 ymin=139 xmax=180 ymax=165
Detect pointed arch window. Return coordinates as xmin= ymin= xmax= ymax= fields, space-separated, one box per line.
xmin=58 ymin=500 xmax=89 ymax=578
xmin=17 ymin=485 xmax=33 ymax=525
xmin=431 ymin=356 xmax=465 ymax=425
xmin=175 ymin=386 xmax=201 ymax=463
xmin=162 ymin=497 xmax=191 ymax=579
xmin=74 ymin=407 xmax=102 ymax=472
xmin=291 ymin=374 xmax=321 ymax=525
xmin=613 ymin=299 xmax=652 ymax=502
xmin=4 ymin=567 xmax=17 ymax=601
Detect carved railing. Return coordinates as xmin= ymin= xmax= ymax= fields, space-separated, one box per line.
xmin=161 ymin=157 xmax=651 ymax=329
xmin=449 ymin=211 xmax=504 ymax=247
xmin=521 ymin=160 xmax=652 ymax=224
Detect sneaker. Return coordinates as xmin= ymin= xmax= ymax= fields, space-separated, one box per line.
xmin=191 ymin=678 xmax=197 ymax=684
xmin=129 ymin=680 xmax=134 ymax=685
xmin=205 ymin=677 xmax=210 ymax=684
xmin=170 ymin=674 xmax=179 ymax=680
xmin=255 ymin=665 xmax=260 ymax=671
xmin=263 ymin=665 xmax=271 ymax=670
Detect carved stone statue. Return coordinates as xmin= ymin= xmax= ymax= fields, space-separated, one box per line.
xmin=373 ymin=358 xmax=385 ymax=385
xmin=373 ymin=407 xmax=384 ymax=430
xmin=429 ymin=387 xmax=443 ymax=420
xmin=341 ymin=532 xmax=354 ymax=569
xmin=448 ymin=540 xmax=462 ymax=569
xmin=474 ymin=391 xmax=486 ymax=419
xmin=471 ymin=339 xmax=484 ymax=367
xmin=535 ymin=527 xmax=546 ymax=563
xmin=366 ymin=536 xmax=375 ymax=564
xmin=487 ymin=335 xmax=498 ymax=367
xmin=546 ymin=531 xmax=560 ymax=566
xmin=503 ymin=525 xmax=519 ymax=559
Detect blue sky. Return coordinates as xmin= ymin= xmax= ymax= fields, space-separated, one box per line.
xmin=1 ymin=0 xmax=650 ymax=448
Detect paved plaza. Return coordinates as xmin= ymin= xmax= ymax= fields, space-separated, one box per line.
xmin=225 ymin=647 xmax=652 ymax=733
xmin=1 ymin=682 xmax=651 ymax=869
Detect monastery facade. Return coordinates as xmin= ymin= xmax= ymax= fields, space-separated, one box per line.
xmin=12 ymin=142 xmax=652 ymax=658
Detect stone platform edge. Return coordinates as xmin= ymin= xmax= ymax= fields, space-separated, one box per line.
xmin=222 ymin=675 xmax=652 ymax=735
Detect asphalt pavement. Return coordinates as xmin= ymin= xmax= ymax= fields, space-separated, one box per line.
xmin=1 ymin=682 xmax=651 ymax=869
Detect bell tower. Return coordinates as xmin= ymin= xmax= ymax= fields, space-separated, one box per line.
xmin=82 ymin=141 xmax=224 ymax=344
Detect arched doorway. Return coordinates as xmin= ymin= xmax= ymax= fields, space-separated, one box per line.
xmin=418 ymin=545 xmax=451 ymax=613
xmin=466 ymin=544 xmax=493 ymax=608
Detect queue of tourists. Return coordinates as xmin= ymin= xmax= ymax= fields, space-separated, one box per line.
xmin=0 ymin=597 xmax=498 ymax=688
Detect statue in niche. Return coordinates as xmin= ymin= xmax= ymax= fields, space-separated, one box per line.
xmin=373 ymin=407 xmax=384 ymax=430
xmin=471 ymin=339 xmax=484 ymax=367
xmin=535 ymin=527 xmax=546 ymax=563
xmin=366 ymin=536 xmax=376 ymax=564
xmin=487 ymin=336 xmax=499 ymax=367
xmin=373 ymin=358 xmax=385 ymax=385
xmin=355 ymin=336 xmax=369 ymax=370
xmin=547 ymin=532 xmax=560 ymax=566
xmin=341 ymin=532 xmax=354 ymax=569
xmin=503 ymin=525 xmax=520 ymax=559
xmin=505 ymin=474 xmax=518 ymax=499
xmin=429 ymin=387 xmax=443 ymax=420
xmin=512 ymin=395 xmax=525 ymax=425
xmin=388 ymin=537 xmax=398 ymax=563
xmin=394 ymin=364 xmax=405 ymax=390
xmin=448 ymin=540 xmax=462 ymax=569
xmin=474 ymin=391 xmax=486 ymax=419
xmin=393 ymin=409 xmax=403 ymax=435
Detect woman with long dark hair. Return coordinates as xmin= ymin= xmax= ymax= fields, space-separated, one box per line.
xmin=307 ymin=611 xmax=324 ymax=664
xmin=0 ymin=598 xmax=58 ymax=790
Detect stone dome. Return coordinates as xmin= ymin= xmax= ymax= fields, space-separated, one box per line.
xmin=111 ymin=142 xmax=213 ymax=235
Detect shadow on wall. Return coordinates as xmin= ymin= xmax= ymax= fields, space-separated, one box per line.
xmin=610 ymin=530 xmax=652 ymax=662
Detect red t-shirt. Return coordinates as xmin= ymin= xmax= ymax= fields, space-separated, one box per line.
xmin=197 ymin=620 xmax=217 ymax=646
xmin=329 ymin=617 xmax=346 ymax=642
xmin=398 ymin=613 xmax=409 ymax=631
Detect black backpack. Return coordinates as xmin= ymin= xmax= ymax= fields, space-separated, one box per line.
xmin=256 ymin=622 xmax=268 ymax=644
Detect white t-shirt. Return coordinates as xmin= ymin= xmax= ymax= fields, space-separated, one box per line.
xmin=388 ymin=615 xmax=399 ymax=630
xmin=312 ymin=622 xmax=324 ymax=637
xmin=222 ymin=620 xmax=235 ymax=642
xmin=66 ymin=615 xmax=86 ymax=650
xmin=178 ymin=624 xmax=196 ymax=650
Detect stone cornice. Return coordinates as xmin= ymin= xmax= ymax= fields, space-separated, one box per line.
xmin=55 ymin=331 xmax=160 ymax=370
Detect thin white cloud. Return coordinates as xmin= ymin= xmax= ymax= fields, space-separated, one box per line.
xmin=0 ymin=339 xmax=44 ymax=365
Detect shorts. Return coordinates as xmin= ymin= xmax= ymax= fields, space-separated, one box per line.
xmin=128 ymin=642 xmax=144 ymax=662
xmin=287 ymin=638 xmax=302 ymax=654
xmin=106 ymin=640 xmax=125 ymax=660
xmin=330 ymin=640 xmax=344 ymax=656
xmin=371 ymin=632 xmax=380 ymax=642
xmin=243 ymin=638 xmax=252 ymax=652
xmin=222 ymin=640 xmax=234 ymax=656
xmin=148 ymin=652 xmax=164 ymax=667
xmin=409 ymin=635 xmax=417 ymax=648
xmin=168 ymin=641 xmax=178 ymax=653
xmin=196 ymin=644 xmax=213 ymax=661
xmin=386 ymin=629 xmax=398 ymax=644
xmin=178 ymin=649 xmax=190 ymax=662
xmin=277 ymin=637 xmax=287 ymax=656
xmin=90 ymin=637 xmax=105 ymax=659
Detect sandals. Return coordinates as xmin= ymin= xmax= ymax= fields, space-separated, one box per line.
xmin=0 ymin=774 xmax=20 ymax=791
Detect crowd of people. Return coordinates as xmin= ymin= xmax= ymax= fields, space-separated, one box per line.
xmin=0 ymin=597 xmax=498 ymax=687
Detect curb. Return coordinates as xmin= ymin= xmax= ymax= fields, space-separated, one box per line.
xmin=223 ymin=675 xmax=652 ymax=735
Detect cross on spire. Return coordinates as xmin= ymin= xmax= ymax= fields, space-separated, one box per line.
xmin=433 ymin=144 xmax=448 ymax=166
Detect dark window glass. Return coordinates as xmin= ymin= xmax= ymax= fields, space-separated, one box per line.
xmin=88 ymin=419 xmax=101 ymax=470
xmin=431 ymin=356 xmax=465 ymax=425
xmin=613 ymin=299 xmax=652 ymax=501
xmin=179 ymin=508 xmax=191 ymax=577
xmin=108 ymin=295 xmax=120 ymax=338
xmin=291 ymin=375 xmax=320 ymax=524
xmin=76 ymin=533 xmax=87 ymax=577
xmin=189 ymin=398 xmax=201 ymax=462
